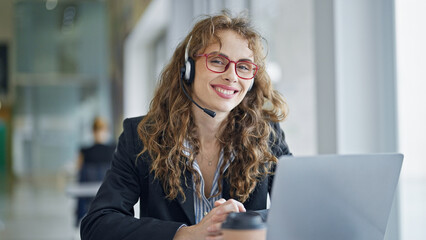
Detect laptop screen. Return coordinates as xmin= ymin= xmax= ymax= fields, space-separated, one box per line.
xmin=266 ymin=153 xmax=403 ymax=240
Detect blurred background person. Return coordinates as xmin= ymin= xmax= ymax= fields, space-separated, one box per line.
xmin=75 ymin=116 xmax=115 ymax=227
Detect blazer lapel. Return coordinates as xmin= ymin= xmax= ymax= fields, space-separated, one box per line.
xmin=177 ymin=169 xmax=196 ymax=225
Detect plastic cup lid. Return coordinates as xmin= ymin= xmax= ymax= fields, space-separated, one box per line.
xmin=221 ymin=212 xmax=266 ymax=230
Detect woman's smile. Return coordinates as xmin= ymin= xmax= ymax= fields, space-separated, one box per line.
xmin=211 ymin=84 xmax=239 ymax=99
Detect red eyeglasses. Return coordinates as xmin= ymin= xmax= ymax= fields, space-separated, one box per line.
xmin=196 ymin=53 xmax=258 ymax=80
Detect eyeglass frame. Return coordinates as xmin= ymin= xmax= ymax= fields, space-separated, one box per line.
xmin=195 ymin=53 xmax=258 ymax=80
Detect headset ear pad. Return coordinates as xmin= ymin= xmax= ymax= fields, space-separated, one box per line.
xmin=248 ymin=79 xmax=254 ymax=91
xmin=184 ymin=57 xmax=196 ymax=85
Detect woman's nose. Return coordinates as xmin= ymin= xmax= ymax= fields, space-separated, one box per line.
xmin=222 ymin=63 xmax=238 ymax=82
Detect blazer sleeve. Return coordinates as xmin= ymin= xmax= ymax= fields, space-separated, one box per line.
xmin=268 ymin=121 xmax=292 ymax=194
xmin=80 ymin=118 xmax=184 ymax=240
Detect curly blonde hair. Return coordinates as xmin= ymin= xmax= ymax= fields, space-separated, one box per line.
xmin=137 ymin=11 xmax=287 ymax=202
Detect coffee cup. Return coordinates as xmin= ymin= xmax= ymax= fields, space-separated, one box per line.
xmin=221 ymin=211 xmax=267 ymax=240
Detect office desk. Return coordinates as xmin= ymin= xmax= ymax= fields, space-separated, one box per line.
xmin=66 ymin=182 xmax=102 ymax=198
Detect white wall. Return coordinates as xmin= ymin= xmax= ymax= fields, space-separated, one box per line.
xmin=396 ymin=0 xmax=426 ymax=178
xmin=123 ymin=0 xmax=171 ymax=118
xmin=395 ymin=0 xmax=426 ymax=239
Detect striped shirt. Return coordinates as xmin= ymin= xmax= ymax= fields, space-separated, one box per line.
xmin=182 ymin=140 xmax=232 ymax=224
xmin=192 ymin=151 xmax=231 ymax=223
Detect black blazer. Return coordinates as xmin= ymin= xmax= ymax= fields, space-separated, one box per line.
xmin=80 ymin=116 xmax=291 ymax=240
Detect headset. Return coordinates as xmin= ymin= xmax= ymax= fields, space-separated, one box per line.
xmin=182 ymin=36 xmax=196 ymax=85
xmin=180 ymin=36 xmax=216 ymax=118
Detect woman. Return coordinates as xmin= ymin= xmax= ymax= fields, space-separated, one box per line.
xmin=75 ymin=117 xmax=115 ymax=227
xmin=81 ymin=12 xmax=291 ymax=240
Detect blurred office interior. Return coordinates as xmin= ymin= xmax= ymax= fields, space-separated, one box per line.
xmin=0 ymin=0 xmax=425 ymax=239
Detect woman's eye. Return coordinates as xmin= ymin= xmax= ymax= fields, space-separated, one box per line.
xmin=211 ymin=59 xmax=223 ymax=64
xmin=237 ymin=64 xmax=250 ymax=72
xmin=210 ymin=57 xmax=226 ymax=65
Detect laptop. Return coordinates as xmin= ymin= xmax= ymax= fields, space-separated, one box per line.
xmin=266 ymin=153 xmax=403 ymax=240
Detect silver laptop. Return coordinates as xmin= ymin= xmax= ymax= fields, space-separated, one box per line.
xmin=267 ymin=153 xmax=403 ymax=240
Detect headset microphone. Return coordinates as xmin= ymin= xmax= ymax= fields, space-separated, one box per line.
xmin=180 ymin=36 xmax=216 ymax=118
xmin=180 ymin=67 xmax=216 ymax=118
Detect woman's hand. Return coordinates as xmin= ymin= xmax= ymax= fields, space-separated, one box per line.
xmin=173 ymin=198 xmax=246 ymax=240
